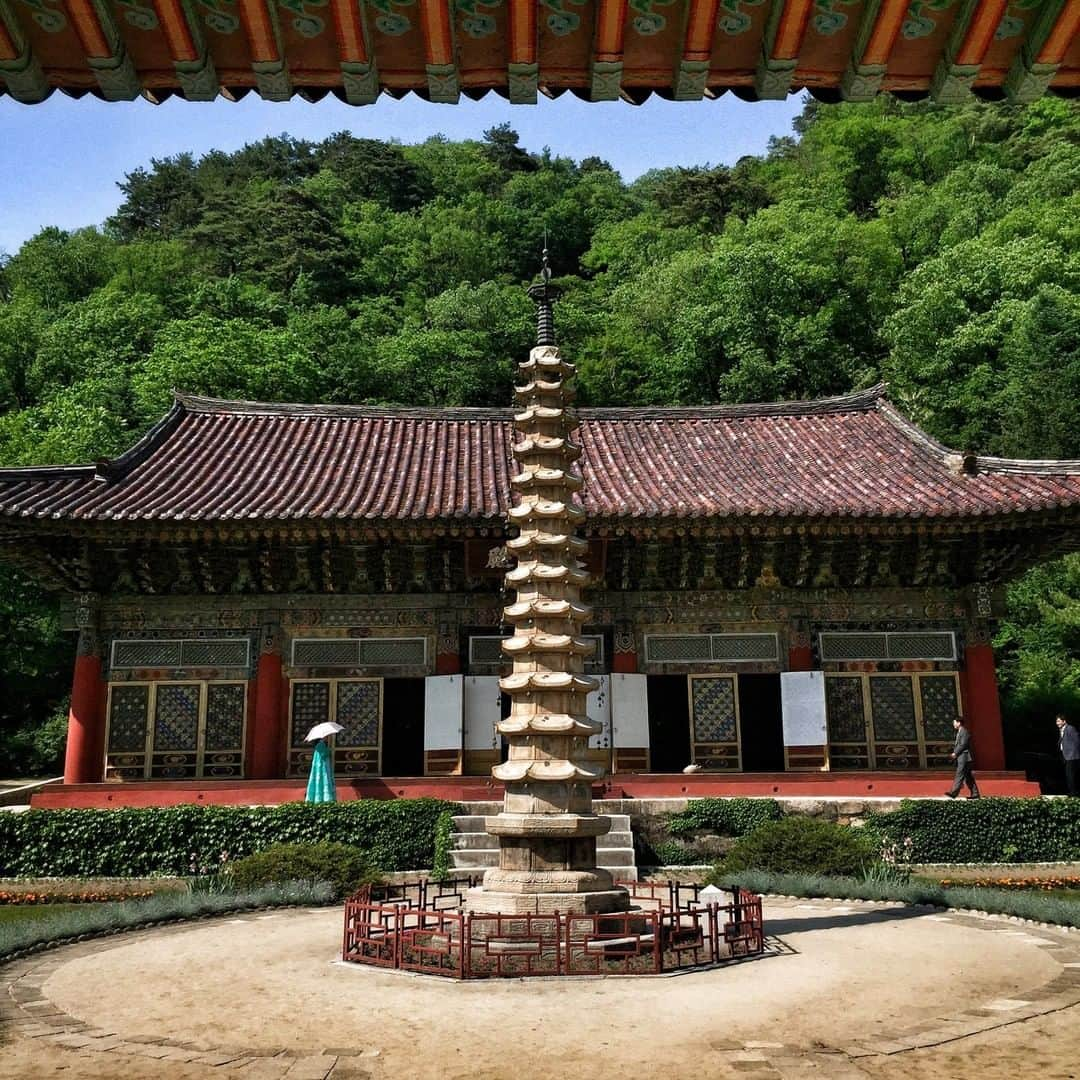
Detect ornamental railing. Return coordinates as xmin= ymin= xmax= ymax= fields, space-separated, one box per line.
xmin=342 ymin=878 xmax=764 ymax=979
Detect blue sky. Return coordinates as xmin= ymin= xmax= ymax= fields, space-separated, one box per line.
xmin=0 ymin=92 xmax=804 ymax=255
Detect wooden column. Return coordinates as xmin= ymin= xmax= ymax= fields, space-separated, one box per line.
xmin=249 ymin=626 xmax=285 ymax=779
xmin=64 ymin=630 xmax=105 ymax=785
xmin=612 ymin=622 xmax=637 ymax=673
xmin=788 ymin=644 xmax=813 ymax=671
xmin=962 ymin=644 xmax=1006 ymax=770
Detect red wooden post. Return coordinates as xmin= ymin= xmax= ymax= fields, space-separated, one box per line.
xmin=249 ymin=629 xmax=285 ymax=779
xmin=612 ymin=622 xmax=637 ymax=673
xmin=962 ymin=643 xmax=1006 ymax=770
xmin=64 ymin=642 xmax=105 ymax=784
xmin=788 ymin=645 xmax=813 ymax=671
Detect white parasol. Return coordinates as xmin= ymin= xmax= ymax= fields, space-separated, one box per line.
xmin=305 ymin=721 xmax=344 ymax=742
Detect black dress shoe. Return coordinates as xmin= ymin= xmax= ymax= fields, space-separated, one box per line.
xmin=945 ymin=792 xmax=958 ymax=798
xmin=967 ymin=793 xmax=981 ymax=799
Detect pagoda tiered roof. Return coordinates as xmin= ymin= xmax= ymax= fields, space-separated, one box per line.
xmin=0 ymin=385 xmax=1078 ymax=530
xmin=0 ymin=0 xmax=1076 ymax=105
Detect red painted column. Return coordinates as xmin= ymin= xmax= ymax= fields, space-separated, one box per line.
xmin=64 ymin=641 xmax=105 ymax=785
xmin=435 ymin=621 xmax=461 ymax=674
xmin=962 ymin=644 xmax=1006 ymax=770
xmin=249 ymin=629 xmax=285 ymax=779
xmin=788 ymin=645 xmax=813 ymax=672
xmin=612 ymin=622 xmax=637 ymax=673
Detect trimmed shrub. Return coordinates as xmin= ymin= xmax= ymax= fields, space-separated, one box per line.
xmin=706 ymin=870 xmax=1080 ymax=929
xmin=866 ymin=797 xmax=1080 ymax=864
xmin=719 ymin=816 xmax=876 ymax=877
xmin=430 ymin=810 xmax=455 ymax=883
xmin=0 ymin=799 xmax=460 ymax=878
xmin=224 ymin=842 xmax=379 ymax=899
xmin=0 ymin=881 xmax=333 ymax=962
xmin=668 ymin=798 xmax=784 ymax=837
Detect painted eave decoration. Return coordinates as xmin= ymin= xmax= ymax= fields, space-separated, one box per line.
xmin=0 ymin=0 xmax=1077 ymax=106
xmin=1 ymin=385 xmax=1080 ymax=527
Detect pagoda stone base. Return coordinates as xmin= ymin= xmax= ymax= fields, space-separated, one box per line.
xmin=464 ymin=886 xmax=631 ymax=915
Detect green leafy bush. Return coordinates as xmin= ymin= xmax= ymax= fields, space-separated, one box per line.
xmin=718 ymin=817 xmax=876 ymax=877
xmin=668 ymin=798 xmax=783 ymax=837
xmin=430 ymin=810 xmax=454 ymax=883
xmin=866 ymin=798 xmax=1080 ymax=863
xmin=224 ymin=842 xmax=379 ymax=899
xmin=0 ymin=799 xmax=460 ymax=878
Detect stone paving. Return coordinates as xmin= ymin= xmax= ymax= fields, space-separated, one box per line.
xmin=2 ymin=900 xmax=1079 ymax=1079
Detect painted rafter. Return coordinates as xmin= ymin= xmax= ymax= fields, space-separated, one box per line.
xmin=590 ymin=0 xmax=628 ymax=100
xmin=930 ymin=0 xmax=1010 ymax=102
xmin=235 ymin=0 xmax=291 ymax=100
xmin=507 ymin=0 xmax=538 ymax=102
xmin=1005 ymin=0 xmax=1080 ymax=102
xmin=152 ymin=0 xmax=218 ymax=100
xmin=331 ymin=0 xmax=379 ymax=103
xmin=840 ymin=0 xmax=908 ymax=100
xmin=0 ymin=0 xmax=47 ymax=101
xmin=418 ymin=0 xmax=458 ymax=103
xmin=66 ymin=0 xmax=142 ymax=99
xmin=674 ymin=0 xmax=721 ymax=100
xmin=755 ymin=0 xmax=814 ymax=99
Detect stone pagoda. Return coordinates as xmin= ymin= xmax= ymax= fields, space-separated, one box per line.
xmin=466 ymin=257 xmax=630 ymax=915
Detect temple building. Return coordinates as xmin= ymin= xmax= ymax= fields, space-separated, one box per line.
xmin=2 ymin=376 xmax=1079 ymax=807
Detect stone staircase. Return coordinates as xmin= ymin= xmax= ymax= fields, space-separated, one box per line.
xmin=450 ymin=801 xmax=638 ymax=883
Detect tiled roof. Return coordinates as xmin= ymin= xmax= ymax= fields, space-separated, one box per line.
xmin=1 ymin=386 xmax=1079 ymax=526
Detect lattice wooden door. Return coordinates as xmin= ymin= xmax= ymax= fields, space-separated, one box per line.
xmin=688 ymin=675 xmax=742 ymax=770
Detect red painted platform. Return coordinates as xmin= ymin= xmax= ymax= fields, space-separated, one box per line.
xmin=29 ymin=771 xmax=1040 ymax=808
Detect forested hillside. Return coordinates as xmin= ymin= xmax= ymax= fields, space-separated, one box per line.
xmin=0 ymin=98 xmax=1077 ymax=774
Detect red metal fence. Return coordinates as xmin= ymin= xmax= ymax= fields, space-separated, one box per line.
xmin=342 ymin=878 xmax=764 ymax=979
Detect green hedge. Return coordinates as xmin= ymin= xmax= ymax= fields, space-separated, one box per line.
xmin=667 ymin=798 xmax=783 ymax=838
xmin=867 ymin=798 xmax=1080 ymax=864
xmin=0 ymin=799 xmax=460 ymax=878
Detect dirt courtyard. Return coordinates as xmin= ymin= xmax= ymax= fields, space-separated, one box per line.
xmin=3 ymin=897 xmax=1079 ymax=1080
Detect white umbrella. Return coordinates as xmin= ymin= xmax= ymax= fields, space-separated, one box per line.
xmin=305 ymin=721 xmax=344 ymax=742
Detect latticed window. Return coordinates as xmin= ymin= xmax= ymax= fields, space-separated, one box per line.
xmin=110 ymin=638 xmax=251 ymax=670
xmin=646 ymin=634 xmax=778 ymax=664
xmin=104 ymin=681 xmax=246 ymax=780
xmin=819 ymin=631 xmax=957 ymax=662
xmin=288 ymin=679 xmax=382 ymax=778
xmin=291 ymin=637 xmax=427 ymax=668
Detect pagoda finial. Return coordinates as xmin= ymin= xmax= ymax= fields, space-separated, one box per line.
xmin=526 ymin=235 xmax=560 ymax=347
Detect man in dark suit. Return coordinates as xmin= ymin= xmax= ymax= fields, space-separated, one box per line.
xmin=946 ymin=717 xmax=980 ymax=799
xmin=1057 ymin=715 xmax=1080 ymax=796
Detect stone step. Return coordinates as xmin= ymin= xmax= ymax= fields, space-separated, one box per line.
xmin=453 ymin=813 xmax=631 ymax=831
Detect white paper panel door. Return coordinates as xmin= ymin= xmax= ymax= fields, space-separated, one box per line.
xmin=611 ymin=673 xmax=649 ymax=748
xmin=463 ymin=675 xmax=502 ymax=751
xmin=423 ymin=675 xmax=462 ymax=752
xmin=780 ymin=671 xmax=828 ymax=746
xmin=586 ymin=675 xmax=612 ymax=749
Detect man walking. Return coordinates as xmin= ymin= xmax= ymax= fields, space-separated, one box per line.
xmin=1057 ymin=715 xmax=1080 ymax=796
xmin=946 ymin=716 xmax=980 ymax=799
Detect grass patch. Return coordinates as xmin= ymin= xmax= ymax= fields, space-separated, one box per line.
xmin=710 ymin=869 xmax=1080 ymax=928
xmin=0 ymin=880 xmax=333 ymax=961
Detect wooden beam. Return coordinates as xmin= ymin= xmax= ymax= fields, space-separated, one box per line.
xmin=153 ymin=0 xmax=218 ymax=100
xmin=674 ymin=0 xmax=719 ymax=101
xmin=66 ymin=0 xmax=141 ymax=99
xmin=839 ymin=0 xmax=907 ymax=100
xmin=1005 ymin=0 xmax=1078 ymax=102
xmin=330 ymin=0 xmax=378 ymax=103
xmin=236 ymin=0 xmax=291 ymax=100
xmin=930 ymin=0 xmax=1009 ymax=103
xmin=418 ymin=0 xmax=458 ymax=103
xmin=754 ymin=0 xmax=814 ymax=99
xmin=0 ymin=0 xmax=49 ymax=102
xmin=507 ymin=0 xmax=537 ymax=102
xmin=590 ymin=0 xmax=627 ymax=101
